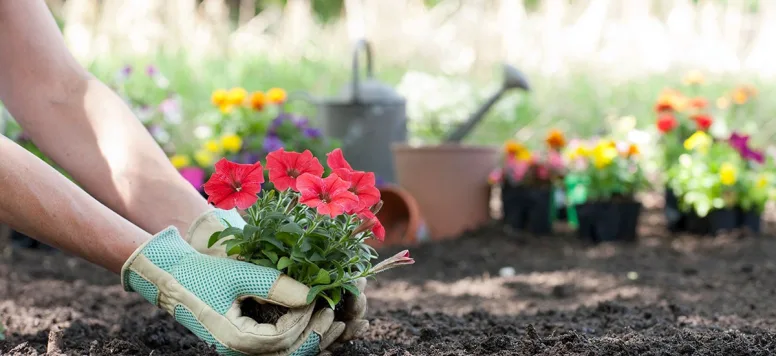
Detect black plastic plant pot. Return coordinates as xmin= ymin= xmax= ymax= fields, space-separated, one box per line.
xmin=593 ymin=202 xmax=621 ymax=242
xmin=617 ymin=201 xmax=643 ymax=241
xmin=574 ymin=203 xmax=599 ymax=241
xmin=524 ymin=188 xmax=553 ymax=235
xmin=501 ymin=184 xmax=554 ymax=235
xmin=737 ymin=208 xmax=762 ymax=234
xmin=664 ymin=186 xmax=685 ymax=232
xmin=683 ymin=211 xmax=710 ymax=235
xmin=709 ymin=208 xmax=738 ymax=235
xmin=501 ymin=183 xmax=529 ymax=231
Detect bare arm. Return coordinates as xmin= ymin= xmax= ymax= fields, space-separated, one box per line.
xmin=0 ymin=135 xmax=149 ymax=273
xmin=0 ymin=0 xmax=209 ymax=236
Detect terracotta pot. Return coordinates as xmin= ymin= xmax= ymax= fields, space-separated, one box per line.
xmin=367 ymin=184 xmax=427 ymax=248
xmin=392 ymin=144 xmax=499 ymax=240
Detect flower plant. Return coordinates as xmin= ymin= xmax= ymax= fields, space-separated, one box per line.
xmin=666 ymin=131 xmax=744 ymax=217
xmin=489 ymin=130 xmax=567 ymax=188
xmin=565 ymin=139 xmax=649 ymax=202
xmin=208 ymin=87 xmax=338 ymax=165
xmin=203 ymin=148 xmax=413 ymax=308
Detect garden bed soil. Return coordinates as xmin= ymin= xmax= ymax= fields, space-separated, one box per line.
xmin=4 ymin=207 xmax=776 ymax=355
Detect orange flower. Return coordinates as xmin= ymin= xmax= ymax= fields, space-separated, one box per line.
xmin=545 ymin=129 xmax=566 ymax=149
xmin=626 ymin=144 xmax=640 ymax=158
xmin=689 ymin=97 xmax=708 ymax=110
xmin=655 ymin=88 xmax=686 ymax=112
xmin=267 ymin=88 xmax=287 ymax=104
xmin=732 ymin=85 xmax=757 ymax=105
xmin=249 ymin=91 xmax=266 ymax=111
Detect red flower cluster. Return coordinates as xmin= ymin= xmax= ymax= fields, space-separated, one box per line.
xmin=202 ymin=148 xmax=385 ymax=241
xmin=656 ymin=113 xmax=678 ymax=133
xmin=692 ymin=114 xmax=713 ymax=131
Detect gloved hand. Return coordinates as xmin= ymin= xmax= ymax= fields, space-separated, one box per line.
xmin=185 ymin=208 xmax=370 ymax=342
xmin=122 ymin=226 xmax=344 ymax=355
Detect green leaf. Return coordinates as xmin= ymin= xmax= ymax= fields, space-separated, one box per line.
xmin=309 ymin=253 xmax=326 ymax=262
xmin=264 ymin=251 xmax=279 ymax=264
xmin=261 ymin=235 xmax=287 ymax=251
xmin=219 ymin=226 xmax=243 ymax=239
xmin=342 ymin=283 xmax=361 ymax=298
xmin=207 ymin=231 xmax=221 ymax=248
xmin=249 ymin=259 xmax=275 ymax=268
xmin=277 ymin=256 xmax=293 ymax=271
xmin=320 ymin=293 xmax=337 ymax=309
xmin=312 ymin=269 xmax=331 ymax=285
xmin=243 ymin=224 xmax=259 ymax=239
xmin=224 ymin=240 xmax=244 ymax=256
xmin=330 ymin=287 xmax=342 ymax=306
xmin=278 ymin=222 xmax=305 ymax=236
xmin=306 ymin=285 xmax=326 ymax=304
xmin=263 ymin=212 xmax=288 ymax=221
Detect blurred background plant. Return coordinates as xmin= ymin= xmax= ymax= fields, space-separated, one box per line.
xmin=3 ymin=0 xmax=776 ymax=185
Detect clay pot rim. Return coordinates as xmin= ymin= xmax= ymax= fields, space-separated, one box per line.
xmin=377 ymin=184 xmax=423 ymax=245
xmin=391 ymin=143 xmax=498 ymax=153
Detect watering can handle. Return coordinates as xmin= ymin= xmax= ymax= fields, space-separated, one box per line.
xmin=350 ymin=38 xmax=374 ymax=103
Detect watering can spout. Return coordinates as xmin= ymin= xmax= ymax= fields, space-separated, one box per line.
xmin=445 ymin=64 xmax=530 ymax=143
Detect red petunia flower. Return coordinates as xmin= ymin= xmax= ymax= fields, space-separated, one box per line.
xmin=326 ymin=148 xmax=380 ymax=212
xmin=656 ymin=114 xmax=678 ymax=133
xmin=345 ymin=171 xmax=381 ymax=213
xmin=296 ymin=173 xmax=359 ymax=218
xmin=693 ymin=114 xmax=713 ymax=131
xmin=203 ymin=159 xmax=264 ymax=210
xmin=358 ymin=209 xmax=386 ymax=241
xmin=326 ymin=148 xmax=353 ymax=172
xmin=266 ymin=148 xmax=324 ymax=191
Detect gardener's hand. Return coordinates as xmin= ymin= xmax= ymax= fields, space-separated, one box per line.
xmin=122 ymin=226 xmax=344 ymax=355
xmin=185 ymin=208 xmax=371 ymax=342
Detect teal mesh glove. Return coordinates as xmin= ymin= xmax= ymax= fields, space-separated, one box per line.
xmin=185 ymin=209 xmax=370 ymax=343
xmin=122 ymin=226 xmax=344 ymax=355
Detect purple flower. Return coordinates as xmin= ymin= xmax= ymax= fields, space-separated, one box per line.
xmin=146 ymin=65 xmax=158 ymax=77
xmin=263 ymin=135 xmax=284 ymax=153
xmin=729 ymin=132 xmax=765 ymax=164
xmin=303 ymin=127 xmax=322 ymax=139
xmin=160 ymin=97 xmax=182 ymax=124
xmin=293 ymin=116 xmax=309 ymax=129
xmin=268 ymin=114 xmax=291 ymax=135
xmin=236 ymin=151 xmax=261 ymax=164
xmin=121 ymin=65 xmax=133 ymax=76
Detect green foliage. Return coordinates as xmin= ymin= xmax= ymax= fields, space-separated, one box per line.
xmin=208 ymin=190 xmax=379 ymax=308
xmin=667 ymin=140 xmax=742 ymax=217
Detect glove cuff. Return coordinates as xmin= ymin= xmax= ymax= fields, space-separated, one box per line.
xmin=121 ymin=226 xmax=196 ymax=296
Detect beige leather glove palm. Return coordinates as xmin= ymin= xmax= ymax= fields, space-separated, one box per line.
xmin=185 ymin=208 xmax=370 ymax=342
xmin=122 ymin=226 xmax=344 ymax=355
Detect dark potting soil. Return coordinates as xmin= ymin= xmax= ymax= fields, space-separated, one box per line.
xmin=5 ymin=208 xmax=776 ymax=355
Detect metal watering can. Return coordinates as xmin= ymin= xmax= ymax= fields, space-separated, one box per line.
xmin=294 ymin=39 xmax=407 ymax=183
xmin=445 ymin=64 xmax=531 ymax=143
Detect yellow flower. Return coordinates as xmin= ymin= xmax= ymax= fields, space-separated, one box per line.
xmin=567 ymin=144 xmax=591 ymax=160
xmin=719 ymin=162 xmax=737 ymax=185
xmin=249 ymin=91 xmax=266 ymax=111
xmin=219 ymin=104 xmax=233 ymax=114
xmin=682 ymin=70 xmax=705 ymax=86
xmin=545 ymin=129 xmax=566 ymax=149
xmin=267 ymin=88 xmax=287 ymax=104
xmin=194 ymin=150 xmax=215 ymax=167
xmin=204 ymin=139 xmax=222 ymax=153
xmin=170 ymin=154 xmax=191 ymax=169
xmin=757 ymin=174 xmax=768 ymax=189
xmin=226 ymin=87 xmax=248 ymax=106
xmin=220 ymin=134 xmax=243 ymax=154
xmin=515 ymin=149 xmax=532 ymax=161
xmin=504 ymin=140 xmax=525 ymax=155
xmin=591 ymin=141 xmax=618 ymax=168
xmin=683 ymin=131 xmax=712 ymax=152
xmin=211 ymin=89 xmax=228 ymax=107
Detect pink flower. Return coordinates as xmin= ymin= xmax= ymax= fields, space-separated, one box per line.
xmin=370 ymin=250 xmax=415 ymax=274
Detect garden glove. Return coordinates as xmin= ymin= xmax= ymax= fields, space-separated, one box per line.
xmin=122 ymin=226 xmax=344 ymax=355
xmin=185 ymin=208 xmax=370 ymax=342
